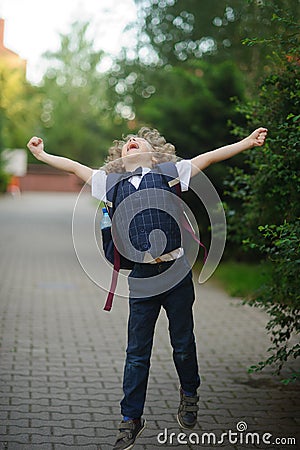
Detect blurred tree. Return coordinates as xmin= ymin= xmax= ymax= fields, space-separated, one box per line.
xmin=109 ymin=1 xmax=288 ymax=163
xmin=40 ymin=21 xmax=125 ymax=167
xmin=107 ymin=54 xmax=247 ymax=196
xmin=0 ymin=63 xmax=41 ymax=151
xmin=133 ymin=0 xmax=300 ymax=82
xmin=0 ymin=62 xmax=41 ymax=190
xmin=137 ymin=60 xmax=245 ymax=155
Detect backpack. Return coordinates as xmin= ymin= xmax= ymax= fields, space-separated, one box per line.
xmin=101 ymin=162 xmax=207 ymax=311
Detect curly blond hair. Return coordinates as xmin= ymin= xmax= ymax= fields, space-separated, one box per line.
xmin=103 ymin=127 xmax=177 ymax=173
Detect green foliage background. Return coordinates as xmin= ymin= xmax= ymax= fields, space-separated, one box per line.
xmin=225 ymin=9 xmax=300 ymax=379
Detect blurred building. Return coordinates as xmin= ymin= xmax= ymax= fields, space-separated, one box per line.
xmin=0 ymin=18 xmax=85 ymax=193
xmin=19 ymin=165 xmax=86 ymax=193
xmin=0 ymin=18 xmax=26 ymax=72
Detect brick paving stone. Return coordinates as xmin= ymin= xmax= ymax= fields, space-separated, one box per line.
xmin=0 ymin=192 xmax=299 ymax=450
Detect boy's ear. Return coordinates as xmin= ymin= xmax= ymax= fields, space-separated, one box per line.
xmin=151 ymin=155 xmax=158 ymax=165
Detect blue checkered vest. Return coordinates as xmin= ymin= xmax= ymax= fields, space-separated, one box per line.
xmin=109 ymin=167 xmax=181 ymax=263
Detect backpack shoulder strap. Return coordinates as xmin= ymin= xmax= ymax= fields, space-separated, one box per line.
xmin=105 ymin=172 xmax=123 ymax=211
xmin=158 ymin=162 xmax=207 ymax=262
xmin=103 ymin=172 xmax=123 ymax=312
xmin=156 ymin=161 xmax=181 ymax=192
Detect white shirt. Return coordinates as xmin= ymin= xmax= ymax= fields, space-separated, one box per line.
xmin=91 ymin=159 xmax=192 ymax=201
xmin=92 ymin=160 xmax=192 ymax=263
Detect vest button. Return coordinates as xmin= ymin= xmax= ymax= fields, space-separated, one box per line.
xmin=143 ymin=243 xmax=148 ymax=249
xmin=135 ymin=193 xmax=140 ymax=198
xmin=140 ymin=228 xmax=145 ymax=233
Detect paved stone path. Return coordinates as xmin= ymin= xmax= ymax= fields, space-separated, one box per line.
xmin=0 ymin=192 xmax=299 ymax=450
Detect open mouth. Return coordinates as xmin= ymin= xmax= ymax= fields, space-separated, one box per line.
xmin=127 ymin=142 xmax=139 ymax=152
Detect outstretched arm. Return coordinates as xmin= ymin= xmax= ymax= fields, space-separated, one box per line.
xmin=27 ymin=137 xmax=93 ymax=184
xmin=191 ymin=127 xmax=268 ymax=176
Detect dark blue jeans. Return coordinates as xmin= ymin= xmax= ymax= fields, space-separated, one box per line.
xmin=120 ymin=259 xmax=201 ymax=419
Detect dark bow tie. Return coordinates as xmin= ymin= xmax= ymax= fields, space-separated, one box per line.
xmin=122 ymin=166 xmax=143 ymax=180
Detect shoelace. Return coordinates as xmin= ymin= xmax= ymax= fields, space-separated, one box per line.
xmin=180 ymin=394 xmax=199 ymax=413
xmin=116 ymin=420 xmax=137 ymax=442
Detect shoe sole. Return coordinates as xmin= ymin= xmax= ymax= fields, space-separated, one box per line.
xmin=122 ymin=420 xmax=147 ymax=450
xmin=176 ymin=414 xmax=196 ymax=430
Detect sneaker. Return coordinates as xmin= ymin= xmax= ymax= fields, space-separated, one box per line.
xmin=177 ymin=388 xmax=199 ymax=429
xmin=113 ymin=418 xmax=146 ymax=450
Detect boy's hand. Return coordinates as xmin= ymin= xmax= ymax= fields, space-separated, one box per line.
xmin=246 ymin=127 xmax=268 ymax=148
xmin=27 ymin=136 xmax=44 ymax=159
xmin=191 ymin=127 xmax=268 ymax=175
xmin=26 ymin=137 xmax=93 ymax=183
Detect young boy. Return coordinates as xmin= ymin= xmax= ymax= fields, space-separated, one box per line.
xmin=27 ymin=126 xmax=267 ymax=450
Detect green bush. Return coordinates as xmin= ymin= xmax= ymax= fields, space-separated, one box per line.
xmin=0 ymin=168 xmax=9 ymax=193
xmin=226 ymin=6 xmax=300 ymax=382
xmin=212 ymin=261 xmax=272 ymax=298
xmin=0 ymin=150 xmax=10 ymax=193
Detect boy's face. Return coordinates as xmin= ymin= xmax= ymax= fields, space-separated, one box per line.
xmin=121 ymin=137 xmax=154 ymax=169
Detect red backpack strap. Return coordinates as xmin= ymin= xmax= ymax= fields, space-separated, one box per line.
xmin=182 ymin=214 xmax=208 ymax=262
xmin=103 ymin=245 xmax=121 ymax=311
xmin=174 ymin=181 xmax=208 ymax=263
xmin=103 ymin=174 xmax=123 ymax=312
